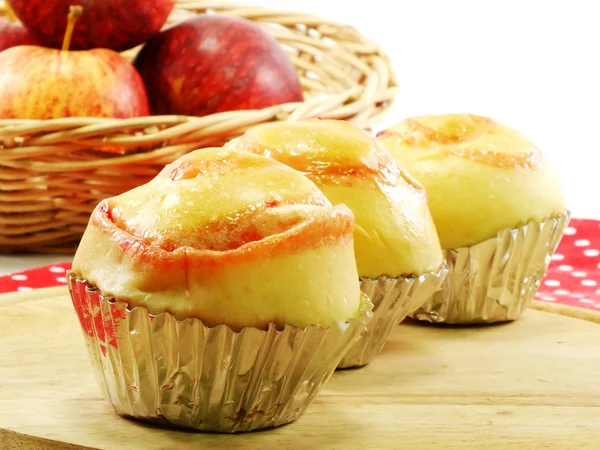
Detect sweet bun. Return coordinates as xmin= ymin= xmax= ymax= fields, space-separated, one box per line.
xmin=72 ymin=147 xmax=361 ymax=331
xmin=230 ymin=118 xmax=444 ymax=279
xmin=378 ymin=113 xmax=566 ymax=249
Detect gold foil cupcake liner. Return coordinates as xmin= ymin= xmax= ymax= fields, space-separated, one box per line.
xmin=410 ymin=211 xmax=571 ymax=324
xmin=67 ymin=273 xmax=372 ymax=433
xmin=337 ymin=263 xmax=448 ymax=369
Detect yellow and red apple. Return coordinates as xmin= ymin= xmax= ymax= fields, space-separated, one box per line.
xmin=0 ymin=6 xmax=149 ymax=120
xmin=7 ymin=0 xmax=175 ymax=51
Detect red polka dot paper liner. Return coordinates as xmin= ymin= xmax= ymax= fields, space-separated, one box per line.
xmin=535 ymin=218 xmax=600 ymax=311
xmin=1 ymin=219 xmax=600 ymax=312
xmin=66 ymin=273 xmax=373 ymax=433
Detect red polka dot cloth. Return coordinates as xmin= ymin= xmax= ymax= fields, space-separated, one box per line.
xmin=533 ymin=218 xmax=600 ymax=310
xmin=1 ymin=219 xmax=599 ymax=310
xmin=0 ymin=262 xmax=71 ymax=294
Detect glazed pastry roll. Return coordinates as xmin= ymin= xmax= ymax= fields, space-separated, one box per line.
xmin=68 ymin=147 xmax=370 ymax=433
xmin=378 ymin=113 xmax=569 ymax=324
xmin=230 ymin=119 xmax=446 ymax=368
xmin=72 ymin=147 xmax=361 ymax=331
xmin=231 ymin=119 xmax=443 ymax=278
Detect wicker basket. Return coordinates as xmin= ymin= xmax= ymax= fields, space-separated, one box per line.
xmin=0 ymin=0 xmax=398 ymax=253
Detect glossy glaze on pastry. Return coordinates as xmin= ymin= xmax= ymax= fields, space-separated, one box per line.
xmin=230 ymin=119 xmax=443 ymax=279
xmin=378 ymin=114 xmax=566 ymax=249
xmin=72 ymin=147 xmax=361 ymax=331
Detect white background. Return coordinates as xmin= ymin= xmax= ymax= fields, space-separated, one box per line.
xmin=248 ymin=0 xmax=599 ymax=219
xmin=1 ymin=0 xmax=598 ymax=274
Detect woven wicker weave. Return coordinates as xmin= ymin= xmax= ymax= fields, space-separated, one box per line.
xmin=0 ymin=0 xmax=398 ymax=253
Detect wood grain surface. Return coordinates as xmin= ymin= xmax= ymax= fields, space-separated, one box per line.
xmin=1 ymin=286 xmax=599 ymax=449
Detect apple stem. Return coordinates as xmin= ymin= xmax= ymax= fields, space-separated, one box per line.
xmin=61 ymin=5 xmax=83 ymax=52
xmin=5 ymin=2 xmax=17 ymax=23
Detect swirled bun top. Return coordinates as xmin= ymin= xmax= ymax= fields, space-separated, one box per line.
xmin=378 ymin=113 xmax=566 ymax=249
xmin=230 ymin=119 xmax=443 ymax=279
xmin=72 ymin=147 xmax=361 ymax=331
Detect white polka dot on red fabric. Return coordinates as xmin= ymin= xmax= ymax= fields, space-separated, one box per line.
xmin=541 ymin=219 xmax=600 ymax=312
xmin=56 ymin=276 xmax=67 ymax=284
xmin=11 ymin=274 xmax=27 ymax=281
xmin=540 ymin=295 xmax=556 ymax=301
xmin=49 ymin=266 xmax=65 ymax=273
xmin=17 ymin=286 xmax=32 ymax=292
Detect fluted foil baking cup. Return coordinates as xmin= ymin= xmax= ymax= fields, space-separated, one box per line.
xmin=67 ymin=274 xmax=372 ymax=433
xmin=410 ymin=211 xmax=570 ymax=324
xmin=337 ymin=264 xmax=448 ymax=369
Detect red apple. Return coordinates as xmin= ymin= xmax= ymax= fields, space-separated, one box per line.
xmin=133 ymin=15 xmax=304 ymax=117
xmin=0 ymin=6 xmax=149 ymax=119
xmin=0 ymin=3 xmax=38 ymax=52
xmin=7 ymin=0 xmax=176 ymax=51
xmin=0 ymin=17 xmax=37 ymax=52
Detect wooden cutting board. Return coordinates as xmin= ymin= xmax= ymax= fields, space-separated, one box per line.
xmin=1 ymin=287 xmax=599 ymax=449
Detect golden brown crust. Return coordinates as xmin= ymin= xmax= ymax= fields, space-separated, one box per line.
xmin=93 ymin=198 xmax=354 ymax=278
xmin=377 ymin=115 xmax=543 ymax=172
xmin=235 ymin=126 xmax=424 ymax=192
xmin=72 ymin=147 xmax=362 ymax=330
xmin=229 ymin=119 xmax=444 ymax=278
xmin=378 ymin=113 xmax=566 ymax=249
